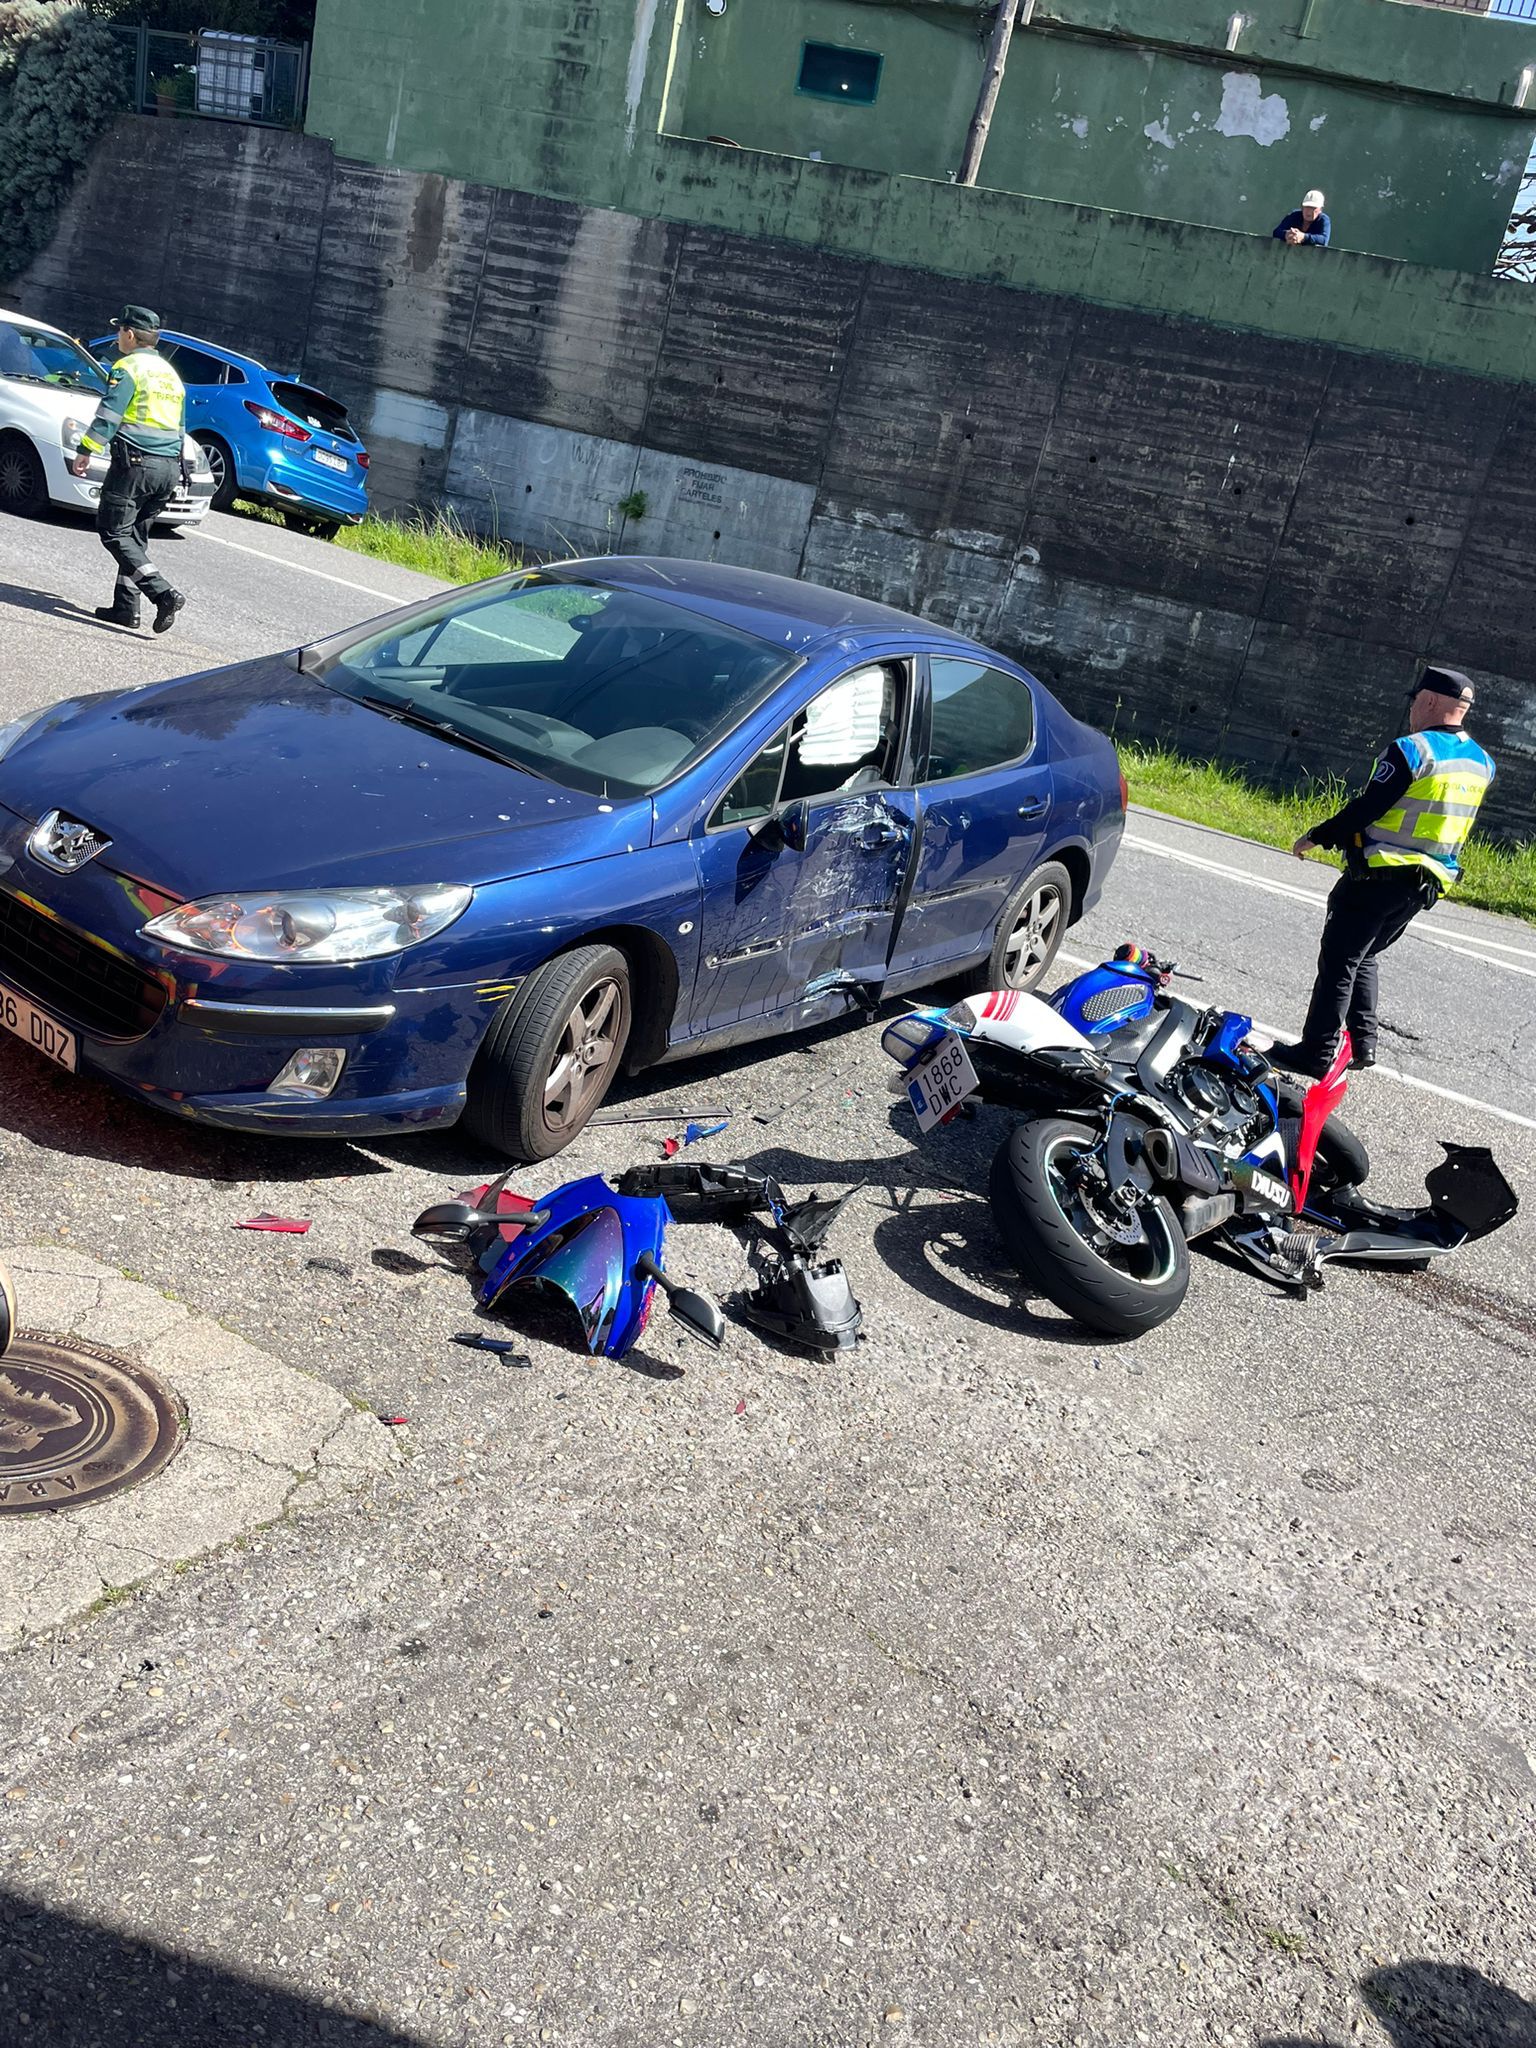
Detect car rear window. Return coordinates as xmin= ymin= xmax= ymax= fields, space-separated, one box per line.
xmin=269 ymin=381 xmax=357 ymax=443
xmin=310 ymin=574 xmax=801 ymax=798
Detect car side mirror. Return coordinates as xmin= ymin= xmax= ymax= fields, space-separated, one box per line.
xmin=751 ymin=797 xmax=807 ymax=854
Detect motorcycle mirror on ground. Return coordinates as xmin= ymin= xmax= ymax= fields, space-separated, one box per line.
xmin=634 ymin=1252 xmax=727 ymax=1348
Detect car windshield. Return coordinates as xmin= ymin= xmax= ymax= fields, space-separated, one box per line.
xmin=310 ymin=574 xmax=801 ymax=797
xmin=0 ymin=324 xmax=107 ymax=395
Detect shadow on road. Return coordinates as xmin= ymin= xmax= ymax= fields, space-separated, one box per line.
xmin=1258 ymin=1959 xmax=1536 ymax=2048
xmin=0 ymin=577 xmax=140 ymax=634
xmin=0 ymin=1889 xmax=426 ymax=2045
xmin=0 ymin=1059 xmax=390 ymax=1184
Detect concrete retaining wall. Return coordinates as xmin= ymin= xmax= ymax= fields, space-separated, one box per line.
xmin=14 ymin=117 xmax=1535 ymax=831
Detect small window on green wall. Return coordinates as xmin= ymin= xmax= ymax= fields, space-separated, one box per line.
xmin=797 ymin=41 xmax=882 ymax=106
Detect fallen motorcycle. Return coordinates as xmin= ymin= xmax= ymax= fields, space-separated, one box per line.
xmin=882 ymin=944 xmax=1517 ymax=1338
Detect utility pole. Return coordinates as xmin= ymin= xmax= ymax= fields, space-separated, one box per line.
xmin=957 ymin=0 xmax=1023 ymax=188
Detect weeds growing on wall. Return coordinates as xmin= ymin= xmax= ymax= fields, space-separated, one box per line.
xmin=0 ymin=2 xmax=127 ymax=285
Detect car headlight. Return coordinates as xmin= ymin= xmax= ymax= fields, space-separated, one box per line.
xmin=142 ymin=884 xmax=472 ymax=962
xmin=61 ymin=416 xmax=86 ymax=453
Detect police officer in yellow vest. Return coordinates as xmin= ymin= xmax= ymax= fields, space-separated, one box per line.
xmin=1267 ymin=667 xmax=1494 ymax=1078
xmin=69 ymin=304 xmax=187 ymax=634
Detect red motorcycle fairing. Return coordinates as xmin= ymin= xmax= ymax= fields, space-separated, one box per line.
xmin=1291 ymin=1031 xmax=1352 ymax=1211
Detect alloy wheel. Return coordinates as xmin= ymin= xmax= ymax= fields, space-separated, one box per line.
xmin=1002 ymin=883 xmax=1063 ymax=988
xmin=202 ymin=441 xmax=226 ymax=494
xmin=1043 ymin=1136 xmax=1179 ymax=1288
xmin=542 ymin=977 xmax=624 ymax=1133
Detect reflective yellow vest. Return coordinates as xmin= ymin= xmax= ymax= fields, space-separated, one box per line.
xmin=1361 ymin=728 xmax=1495 ymax=887
xmin=80 ymin=349 xmax=185 ymax=457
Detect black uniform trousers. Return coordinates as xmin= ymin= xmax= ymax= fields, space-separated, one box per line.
xmin=97 ymin=445 xmax=181 ymax=614
xmin=1297 ymin=862 xmax=1441 ymax=1061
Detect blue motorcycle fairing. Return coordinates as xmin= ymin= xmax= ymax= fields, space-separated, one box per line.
xmin=1049 ymin=960 xmax=1159 ymax=1037
xmin=477 ymin=1173 xmax=668 ymax=1359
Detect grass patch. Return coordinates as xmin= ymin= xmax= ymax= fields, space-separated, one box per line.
xmin=1122 ymin=741 xmax=1536 ymax=927
xmin=334 ymin=509 xmax=520 ymax=584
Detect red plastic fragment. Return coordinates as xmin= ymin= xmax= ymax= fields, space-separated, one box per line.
xmin=734 ymin=1397 xmax=746 ymax=1415
xmin=235 ymin=1214 xmax=311 ymax=1234
xmin=661 ymin=1136 xmax=682 ymax=1158
xmin=379 ymin=1415 xmax=410 ymax=1427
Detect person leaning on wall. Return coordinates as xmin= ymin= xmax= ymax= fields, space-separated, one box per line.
xmin=1272 ymin=189 xmax=1331 ymax=248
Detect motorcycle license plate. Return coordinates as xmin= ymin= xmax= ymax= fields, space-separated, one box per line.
xmin=907 ymin=1032 xmax=977 ymax=1134
xmin=0 ymin=977 xmax=76 ymax=1071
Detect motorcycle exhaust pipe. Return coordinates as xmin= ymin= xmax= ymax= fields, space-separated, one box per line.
xmin=1141 ymin=1127 xmax=1180 ymax=1182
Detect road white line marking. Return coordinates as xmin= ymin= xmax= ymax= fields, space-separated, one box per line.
xmin=1123 ymin=832 xmax=1535 ymax=976
xmin=1365 ymin=1066 xmax=1536 ymax=1132
xmin=190 ymin=528 xmax=421 ymax=604
xmin=1053 ymin=953 xmax=1535 ymax=1129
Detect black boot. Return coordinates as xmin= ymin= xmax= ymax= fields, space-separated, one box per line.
xmin=152 ymin=589 xmax=186 ymax=635
xmin=1264 ymin=1039 xmax=1333 ymax=1080
xmin=93 ymin=601 xmax=140 ymax=628
xmin=1349 ymin=1044 xmax=1377 ymax=1071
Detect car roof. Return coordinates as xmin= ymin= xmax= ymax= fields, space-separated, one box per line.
xmin=155 ymin=330 xmax=277 ymax=377
xmin=558 ymin=555 xmax=998 ymax=659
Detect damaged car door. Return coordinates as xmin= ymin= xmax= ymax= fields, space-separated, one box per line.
xmin=690 ymin=661 xmax=917 ymax=1036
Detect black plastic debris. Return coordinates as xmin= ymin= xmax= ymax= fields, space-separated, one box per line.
xmin=612 ymin=1161 xmax=864 ymax=1360
xmin=306 ymin=1256 xmax=352 ymax=1278
xmin=451 ymin=1331 xmax=533 ymax=1366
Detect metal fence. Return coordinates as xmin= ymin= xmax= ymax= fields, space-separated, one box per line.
xmin=105 ymin=24 xmax=310 ymax=129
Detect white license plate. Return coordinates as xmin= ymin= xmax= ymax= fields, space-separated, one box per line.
xmin=312 ymin=449 xmax=348 ymax=473
xmin=907 ymin=1031 xmax=977 ymax=1134
xmin=0 ymin=978 xmax=76 ymax=1071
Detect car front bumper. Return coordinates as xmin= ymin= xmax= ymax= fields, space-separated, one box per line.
xmin=0 ymin=822 xmax=495 ymax=1138
xmin=44 ymin=442 xmax=215 ymax=525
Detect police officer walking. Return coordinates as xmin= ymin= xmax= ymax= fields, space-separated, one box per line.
xmin=69 ymin=304 xmax=187 ymax=634
xmin=1267 ymin=667 xmax=1494 ymax=1078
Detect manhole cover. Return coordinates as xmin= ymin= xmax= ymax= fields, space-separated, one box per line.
xmin=0 ymin=1334 xmax=183 ymax=1515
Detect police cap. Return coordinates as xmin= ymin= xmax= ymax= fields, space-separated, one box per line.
xmin=109 ymin=304 xmax=160 ymax=334
xmin=1415 ymin=665 xmax=1475 ymax=705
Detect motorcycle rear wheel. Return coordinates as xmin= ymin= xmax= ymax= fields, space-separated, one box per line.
xmin=989 ymin=1117 xmax=1190 ymax=1337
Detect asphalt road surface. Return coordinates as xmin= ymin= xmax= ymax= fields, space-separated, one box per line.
xmin=0 ymin=504 xmax=1531 ymax=2048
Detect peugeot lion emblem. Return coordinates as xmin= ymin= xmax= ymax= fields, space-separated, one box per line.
xmin=28 ymin=810 xmax=112 ymax=875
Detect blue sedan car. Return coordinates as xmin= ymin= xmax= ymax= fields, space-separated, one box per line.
xmin=0 ymin=560 xmax=1123 ymax=1158
xmin=89 ymin=329 xmax=369 ymax=537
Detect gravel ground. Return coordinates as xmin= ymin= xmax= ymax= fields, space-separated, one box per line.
xmin=0 ymin=506 xmax=1530 ymax=2048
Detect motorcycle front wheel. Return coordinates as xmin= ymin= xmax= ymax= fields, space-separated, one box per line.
xmin=989 ymin=1117 xmax=1190 ymax=1338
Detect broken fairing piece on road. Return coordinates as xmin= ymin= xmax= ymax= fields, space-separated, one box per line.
xmin=412 ymin=1168 xmax=724 ymax=1361
xmin=411 ymin=1162 xmax=863 ymax=1362
xmin=612 ymin=1163 xmax=865 ymax=1358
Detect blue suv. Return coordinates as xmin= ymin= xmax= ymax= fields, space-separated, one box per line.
xmin=90 ymin=329 xmax=369 ymax=538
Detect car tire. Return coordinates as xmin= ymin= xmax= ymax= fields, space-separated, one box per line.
xmin=195 ymin=434 xmax=237 ymax=513
xmin=0 ymin=433 xmax=48 ymax=518
xmin=464 ymin=944 xmax=633 ymax=1162
xmin=976 ymin=859 xmax=1074 ymax=995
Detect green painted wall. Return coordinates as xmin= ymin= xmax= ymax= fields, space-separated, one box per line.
xmin=677 ymin=0 xmax=1536 ymax=269
xmin=304 ymin=0 xmax=1536 ymax=387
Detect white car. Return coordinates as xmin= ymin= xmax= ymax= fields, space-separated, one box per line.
xmin=0 ymin=306 xmax=214 ymax=526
